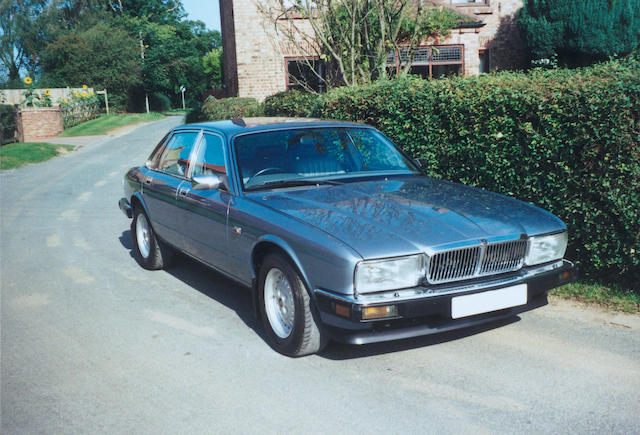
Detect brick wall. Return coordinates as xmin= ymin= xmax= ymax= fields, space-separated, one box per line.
xmin=435 ymin=0 xmax=527 ymax=72
xmin=16 ymin=107 xmax=64 ymax=142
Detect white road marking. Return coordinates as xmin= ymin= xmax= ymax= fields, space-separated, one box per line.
xmin=108 ymin=171 xmax=118 ymax=177
xmin=46 ymin=234 xmax=60 ymax=248
xmin=78 ymin=191 xmax=92 ymax=201
xmin=63 ymin=266 xmax=95 ymax=284
xmin=94 ymin=180 xmax=107 ymax=187
xmin=146 ymin=310 xmax=217 ymax=337
xmin=74 ymin=237 xmax=90 ymax=249
xmin=10 ymin=293 xmax=50 ymax=309
xmin=58 ymin=209 xmax=79 ymax=222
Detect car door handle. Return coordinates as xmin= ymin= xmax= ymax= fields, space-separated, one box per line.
xmin=144 ymin=177 xmax=152 ymax=185
xmin=178 ymin=187 xmax=189 ymax=197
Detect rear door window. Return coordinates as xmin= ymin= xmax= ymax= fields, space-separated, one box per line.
xmin=156 ymin=131 xmax=200 ymax=176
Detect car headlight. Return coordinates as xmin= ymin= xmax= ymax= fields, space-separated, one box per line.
xmin=525 ymin=232 xmax=568 ymax=266
xmin=355 ymin=255 xmax=424 ymax=293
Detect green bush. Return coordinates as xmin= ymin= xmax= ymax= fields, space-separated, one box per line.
xmin=263 ymin=90 xmax=319 ymax=117
xmin=200 ymin=96 xmax=263 ymax=120
xmin=313 ymin=57 xmax=640 ymax=289
xmin=149 ymin=92 xmax=172 ymax=112
xmin=185 ymin=104 xmax=206 ymax=124
xmin=0 ymin=105 xmax=17 ymax=145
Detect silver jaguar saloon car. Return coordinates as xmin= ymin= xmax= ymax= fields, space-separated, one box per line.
xmin=119 ymin=118 xmax=576 ymax=357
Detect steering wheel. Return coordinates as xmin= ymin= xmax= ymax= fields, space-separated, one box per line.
xmin=245 ymin=167 xmax=284 ymax=185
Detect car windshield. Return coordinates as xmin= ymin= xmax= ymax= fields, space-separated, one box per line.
xmin=235 ymin=127 xmax=419 ymax=190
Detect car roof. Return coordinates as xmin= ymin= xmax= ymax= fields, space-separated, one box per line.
xmin=176 ymin=117 xmax=371 ymax=137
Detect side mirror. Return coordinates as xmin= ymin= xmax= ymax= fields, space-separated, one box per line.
xmin=192 ymin=174 xmax=229 ymax=191
xmin=145 ymin=160 xmax=154 ymax=168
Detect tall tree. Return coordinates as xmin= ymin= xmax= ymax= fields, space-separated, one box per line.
xmin=0 ymin=0 xmax=48 ymax=83
xmin=39 ymin=20 xmax=141 ymax=107
xmin=518 ymin=0 xmax=640 ymax=66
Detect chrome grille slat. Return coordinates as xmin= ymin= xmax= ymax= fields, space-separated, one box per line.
xmin=427 ymin=240 xmax=526 ymax=284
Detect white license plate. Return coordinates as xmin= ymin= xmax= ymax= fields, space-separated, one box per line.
xmin=451 ymin=284 xmax=527 ymax=319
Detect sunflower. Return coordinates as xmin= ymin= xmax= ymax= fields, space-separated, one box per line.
xmin=45 ymin=89 xmax=51 ymax=96
xmin=81 ymin=92 xmax=89 ymax=98
xmin=62 ymin=98 xmax=67 ymax=103
xmin=89 ymin=91 xmax=94 ymax=96
xmin=82 ymin=84 xmax=88 ymax=89
xmin=24 ymin=77 xmax=33 ymax=85
xmin=74 ymin=92 xmax=80 ymax=97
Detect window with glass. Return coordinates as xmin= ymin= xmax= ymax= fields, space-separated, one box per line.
xmin=389 ymin=45 xmax=464 ymax=79
xmin=191 ymin=133 xmax=227 ymax=177
xmin=156 ymin=132 xmax=199 ymax=176
xmin=235 ymin=127 xmax=419 ymax=190
xmin=286 ymin=58 xmax=326 ymax=92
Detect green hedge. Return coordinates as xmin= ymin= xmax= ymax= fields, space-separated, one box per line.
xmin=0 ymin=105 xmax=17 ymax=145
xmin=263 ymin=90 xmax=318 ymax=117
xmin=299 ymin=57 xmax=640 ymax=288
xmin=200 ymin=96 xmax=263 ymax=121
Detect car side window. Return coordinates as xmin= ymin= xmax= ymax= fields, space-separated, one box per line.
xmin=156 ymin=132 xmax=199 ymax=176
xmin=191 ymin=133 xmax=227 ymax=177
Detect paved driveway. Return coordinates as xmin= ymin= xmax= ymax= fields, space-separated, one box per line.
xmin=2 ymin=117 xmax=639 ymax=433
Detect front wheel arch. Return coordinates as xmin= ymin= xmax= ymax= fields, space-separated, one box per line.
xmin=251 ymin=240 xmax=315 ymax=320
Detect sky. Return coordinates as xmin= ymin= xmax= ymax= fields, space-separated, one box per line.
xmin=182 ymin=0 xmax=221 ymax=31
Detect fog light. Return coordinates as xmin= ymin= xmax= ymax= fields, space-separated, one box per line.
xmin=362 ymin=305 xmax=398 ymax=320
xmin=335 ymin=303 xmax=350 ymax=318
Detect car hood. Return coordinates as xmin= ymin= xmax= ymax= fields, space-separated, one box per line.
xmin=248 ymin=176 xmax=565 ymax=259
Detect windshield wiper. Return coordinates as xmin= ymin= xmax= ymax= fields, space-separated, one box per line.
xmin=244 ymin=179 xmax=337 ymax=192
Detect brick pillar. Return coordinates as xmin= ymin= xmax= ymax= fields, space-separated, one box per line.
xmin=16 ymin=107 xmax=64 ymax=142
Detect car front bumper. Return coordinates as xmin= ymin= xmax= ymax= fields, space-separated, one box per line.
xmin=314 ymin=259 xmax=577 ymax=344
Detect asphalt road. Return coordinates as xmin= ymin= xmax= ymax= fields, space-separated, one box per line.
xmin=2 ymin=117 xmax=639 ymax=434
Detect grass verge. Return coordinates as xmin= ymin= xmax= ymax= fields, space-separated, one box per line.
xmin=1 ymin=142 xmax=75 ymax=170
xmin=551 ymin=282 xmax=640 ymax=314
xmin=61 ymin=112 xmax=165 ymax=137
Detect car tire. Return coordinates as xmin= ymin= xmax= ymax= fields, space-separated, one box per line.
xmin=258 ymin=253 xmax=328 ymax=357
xmin=131 ymin=205 xmax=173 ymax=270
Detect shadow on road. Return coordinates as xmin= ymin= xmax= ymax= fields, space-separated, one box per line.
xmin=119 ymin=230 xmax=522 ymax=359
xmin=164 ymin=254 xmax=263 ymax=339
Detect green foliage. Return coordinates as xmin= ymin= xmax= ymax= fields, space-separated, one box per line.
xmin=263 ymin=90 xmax=318 ymax=118
xmin=202 ymin=47 xmax=223 ymax=88
xmin=0 ymin=142 xmax=74 ymax=169
xmin=551 ymin=282 xmax=640 ymax=314
xmin=149 ymin=92 xmax=172 ymax=112
xmin=120 ymin=16 xmax=220 ymax=109
xmin=199 ymin=96 xmax=263 ymax=121
xmin=0 ymin=104 xmax=17 ymax=144
xmin=305 ymin=56 xmax=640 ymax=289
xmin=39 ymin=20 xmax=141 ymax=110
xmin=60 ymin=112 xmax=165 ymax=137
xmin=518 ymin=0 xmax=640 ymax=66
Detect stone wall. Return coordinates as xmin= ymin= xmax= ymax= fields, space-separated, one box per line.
xmin=16 ymin=107 xmax=64 ymax=142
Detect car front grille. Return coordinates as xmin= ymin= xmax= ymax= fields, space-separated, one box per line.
xmin=426 ymin=239 xmax=527 ymax=284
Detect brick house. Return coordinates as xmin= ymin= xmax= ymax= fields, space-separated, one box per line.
xmin=220 ymin=0 xmax=526 ymax=101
